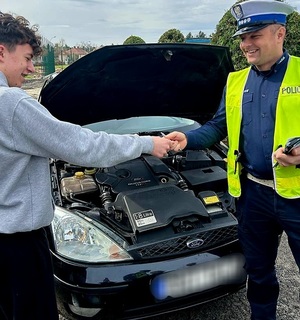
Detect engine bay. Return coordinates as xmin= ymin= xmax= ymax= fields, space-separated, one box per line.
xmin=51 ymin=147 xmax=237 ymax=244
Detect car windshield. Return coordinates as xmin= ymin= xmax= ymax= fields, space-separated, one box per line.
xmin=84 ymin=116 xmax=199 ymax=134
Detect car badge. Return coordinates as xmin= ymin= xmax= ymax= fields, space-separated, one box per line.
xmin=186 ymin=238 xmax=205 ymax=249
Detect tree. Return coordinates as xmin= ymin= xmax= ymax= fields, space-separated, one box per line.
xmin=285 ymin=11 xmax=300 ymax=56
xmin=54 ymin=38 xmax=70 ymax=65
xmin=158 ymin=29 xmax=185 ymax=43
xmin=77 ymin=41 xmax=96 ymax=53
xmin=196 ymin=31 xmax=207 ymax=38
xmin=186 ymin=32 xmax=193 ymax=39
xmin=186 ymin=31 xmax=207 ymax=39
xmin=210 ymin=0 xmax=247 ymax=70
xmin=211 ymin=0 xmax=300 ymax=70
xmin=123 ymin=35 xmax=146 ymax=45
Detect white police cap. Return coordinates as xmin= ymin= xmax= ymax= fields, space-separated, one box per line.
xmin=231 ymin=0 xmax=294 ymax=37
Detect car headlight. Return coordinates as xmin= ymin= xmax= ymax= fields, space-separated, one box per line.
xmin=51 ymin=207 xmax=133 ymax=263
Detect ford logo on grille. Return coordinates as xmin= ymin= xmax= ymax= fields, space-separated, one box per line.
xmin=186 ymin=238 xmax=205 ymax=249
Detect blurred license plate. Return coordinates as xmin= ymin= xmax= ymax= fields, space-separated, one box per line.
xmin=150 ymin=253 xmax=246 ymax=300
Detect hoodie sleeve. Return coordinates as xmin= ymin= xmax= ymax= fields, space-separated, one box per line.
xmin=8 ymin=94 xmax=154 ymax=168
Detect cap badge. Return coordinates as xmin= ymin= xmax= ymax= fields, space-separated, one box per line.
xmin=232 ymin=4 xmax=244 ymax=20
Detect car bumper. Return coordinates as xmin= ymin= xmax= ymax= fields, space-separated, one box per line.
xmin=52 ymin=241 xmax=246 ymax=319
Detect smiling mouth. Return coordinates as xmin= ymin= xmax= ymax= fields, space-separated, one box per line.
xmin=246 ymin=49 xmax=258 ymax=54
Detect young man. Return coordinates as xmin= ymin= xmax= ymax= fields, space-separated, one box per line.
xmin=0 ymin=12 xmax=174 ymax=320
xmin=167 ymin=1 xmax=300 ymax=319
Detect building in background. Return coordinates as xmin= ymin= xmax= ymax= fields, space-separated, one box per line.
xmin=61 ymin=47 xmax=88 ymax=65
xmin=185 ymin=38 xmax=211 ymax=44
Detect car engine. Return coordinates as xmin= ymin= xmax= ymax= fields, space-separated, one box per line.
xmin=51 ymin=147 xmax=238 ymax=252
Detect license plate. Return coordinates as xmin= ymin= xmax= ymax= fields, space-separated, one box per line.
xmin=150 ymin=253 xmax=246 ymax=300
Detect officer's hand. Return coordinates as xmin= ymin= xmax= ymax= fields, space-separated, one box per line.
xmin=165 ymin=131 xmax=187 ymax=152
xmin=273 ymin=146 xmax=300 ymax=167
xmin=291 ymin=146 xmax=300 ymax=156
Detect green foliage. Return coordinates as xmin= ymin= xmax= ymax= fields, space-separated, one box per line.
xmin=158 ymin=29 xmax=185 ymax=43
xmin=210 ymin=1 xmax=249 ymax=70
xmin=186 ymin=30 xmax=207 ymax=39
xmin=211 ymin=0 xmax=300 ymax=70
xmin=186 ymin=32 xmax=193 ymax=39
xmin=197 ymin=31 xmax=207 ymax=38
xmin=185 ymin=31 xmax=207 ymax=39
xmin=123 ymin=35 xmax=146 ymax=45
xmin=285 ymin=11 xmax=300 ymax=56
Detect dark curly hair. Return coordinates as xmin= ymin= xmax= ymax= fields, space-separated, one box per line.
xmin=0 ymin=12 xmax=42 ymax=56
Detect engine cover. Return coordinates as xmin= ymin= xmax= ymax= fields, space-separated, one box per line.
xmin=114 ymin=184 xmax=210 ymax=234
xmin=95 ymin=156 xmax=173 ymax=193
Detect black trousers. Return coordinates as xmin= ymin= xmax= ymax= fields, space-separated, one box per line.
xmin=236 ymin=176 xmax=300 ymax=320
xmin=0 ymin=228 xmax=59 ymax=320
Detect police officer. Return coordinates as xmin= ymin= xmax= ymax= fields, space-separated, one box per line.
xmin=166 ymin=1 xmax=300 ymax=319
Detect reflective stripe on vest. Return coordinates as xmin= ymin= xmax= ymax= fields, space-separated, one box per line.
xmin=226 ymin=68 xmax=250 ymax=197
xmin=273 ymin=56 xmax=300 ymax=198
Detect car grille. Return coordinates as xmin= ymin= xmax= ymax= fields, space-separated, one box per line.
xmin=135 ymin=225 xmax=238 ymax=259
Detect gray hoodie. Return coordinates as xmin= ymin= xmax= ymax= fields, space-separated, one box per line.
xmin=0 ymin=72 xmax=153 ymax=233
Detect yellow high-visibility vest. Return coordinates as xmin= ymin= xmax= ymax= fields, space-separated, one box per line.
xmin=226 ymin=56 xmax=300 ymax=199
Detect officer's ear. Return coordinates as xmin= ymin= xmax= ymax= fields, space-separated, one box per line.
xmin=276 ymin=25 xmax=286 ymax=41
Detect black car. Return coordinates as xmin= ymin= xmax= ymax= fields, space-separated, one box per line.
xmin=39 ymin=43 xmax=247 ymax=320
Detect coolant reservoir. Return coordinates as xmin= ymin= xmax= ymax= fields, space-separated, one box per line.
xmin=60 ymin=171 xmax=98 ymax=197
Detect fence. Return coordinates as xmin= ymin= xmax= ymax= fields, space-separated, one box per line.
xmin=40 ymin=37 xmax=55 ymax=77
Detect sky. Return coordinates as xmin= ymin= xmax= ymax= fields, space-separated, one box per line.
xmin=1 ymin=0 xmax=300 ymax=47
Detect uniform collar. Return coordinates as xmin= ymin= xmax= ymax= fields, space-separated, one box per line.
xmin=251 ymin=50 xmax=289 ymax=76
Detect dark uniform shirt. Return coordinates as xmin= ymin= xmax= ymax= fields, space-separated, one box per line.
xmin=186 ymin=51 xmax=289 ymax=180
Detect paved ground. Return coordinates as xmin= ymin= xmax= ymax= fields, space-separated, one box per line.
xmin=25 ymin=79 xmax=300 ymax=320
xmin=23 ymin=78 xmax=45 ymax=99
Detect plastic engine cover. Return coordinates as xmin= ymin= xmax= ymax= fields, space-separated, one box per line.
xmin=113 ymin=184 xmax=210 ymax=234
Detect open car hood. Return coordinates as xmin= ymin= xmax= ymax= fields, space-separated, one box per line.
xmin=39 ymin=43 xmax=234 ymax=126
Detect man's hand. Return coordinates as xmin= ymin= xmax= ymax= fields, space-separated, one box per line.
xmin=273 ymin=146 xmax=300 ymax=167
xmin=151 ymin=136 xmax=177 ymax=158
xmin=165 ymin=131 xmax=187 ymax=152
